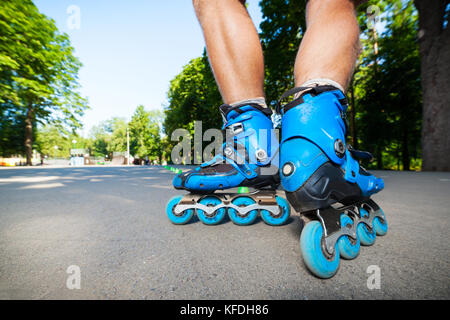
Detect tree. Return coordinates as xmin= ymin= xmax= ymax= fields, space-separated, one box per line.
xmin=35 ymin=126 xmax=69 ymax=158
xmin=107 ymin=117 xmax=128 ymax=156
xmin=0 ymin=0 xmax=88 ymax=164
xmin=0 ymin=107 xmax=27 ymax=156
xmin=414 ymin=0 xmax=450 ymax=171
xmin=89 ymin=121 xmax=112 ymax=158
xmin=129 ymin=105 xmax=163 ymax=161
xmin=163 ymin=50 xmax=223 ymax=163
xmin=86 ymin=110 xmax=164 ymax=162
xmin=146 ymin=110 xmax=165 ymax=163
xmin=35 ymin=125 xmax=89 ymax=159
xmin=164 ymin=50 xmax=222 ymax=137
xmin=355 ymin=0 xmax=422 ymax=170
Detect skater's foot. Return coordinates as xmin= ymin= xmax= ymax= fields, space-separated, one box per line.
xmin=278 ymin=84 xmax=384 ymax=212
xmin=173 ymin=102 xmax=279 ymax=192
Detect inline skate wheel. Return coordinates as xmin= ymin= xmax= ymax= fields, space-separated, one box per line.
xmin=260 ymin=196 xmax=290 ymax=226
xmin=357 ymin=208 xmax=376 ymax=246
xmin=373 ymin=209 xmax=388 ymax=236
xmin=337 ymin=214 xmax=360 ymax=260
xmin=300 ymin=221 xmax=340 ymax=279
xmin=228 ymin=196 xmax=258 ymax=226
xmin=197 ymin=196 xmax=226 ymax=225
xmin=166 ymin=195 xmax=194 ymax=225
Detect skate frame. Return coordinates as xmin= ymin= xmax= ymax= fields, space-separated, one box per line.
xmin=173 ymin=190 xmax=282 ymax=218
xmin=308 ymin=199 xmax=385 ymax=257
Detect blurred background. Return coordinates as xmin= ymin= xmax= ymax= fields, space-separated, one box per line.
xmin=0 ymin=0 xmax=448 ymax=171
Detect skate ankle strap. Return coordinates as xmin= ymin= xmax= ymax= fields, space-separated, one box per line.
xmin=219 ymin=103 xmax=272 ymax=121
xmin=348 ymin=145 xmax=373 ymax=161
xmin=276 ymin=85 xmax=348 ymax=114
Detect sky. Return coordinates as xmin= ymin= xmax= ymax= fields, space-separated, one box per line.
xmin=33 ymin=0 xmax=264 ymax=137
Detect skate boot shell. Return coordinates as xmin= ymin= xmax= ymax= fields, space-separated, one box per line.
xmin=167 ymin=102 xmax=290 ymax=226
xmin=278 ymin=85 xmax=388 ymax=278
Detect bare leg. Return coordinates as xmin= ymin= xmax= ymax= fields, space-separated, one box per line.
xmin=294 ymin=0 xmax=363 ymax=91
xmin=193 ymin=0 xmax=264 ymax=104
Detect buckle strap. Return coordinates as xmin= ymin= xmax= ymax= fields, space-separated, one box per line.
xmin=275 ymin=86 xmax=313 ymax=114
xmin=219 ymin=103 xmax=272 ymax=120
xmin=348 ymin=145 xmax=373 ymax=161
xmin=276 ymin=85 xmax=347 ymax=114
xmin=226 ymin=122 xmax=244 ymax=136
xmin=204 ymin=144 xmax=257 ymax=180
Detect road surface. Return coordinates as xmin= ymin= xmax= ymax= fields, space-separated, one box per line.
xmin=0 ymin=166 xmax=449 ymax=299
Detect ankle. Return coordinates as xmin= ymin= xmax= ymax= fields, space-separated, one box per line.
xmin=230 ymin=97 xmax=268 ymax=109
xmin=294 ymin=79 xmax=345 ymax=99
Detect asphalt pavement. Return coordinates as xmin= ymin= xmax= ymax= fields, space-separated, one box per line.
xmin=0 ymin=166 xmax=449 ymax=299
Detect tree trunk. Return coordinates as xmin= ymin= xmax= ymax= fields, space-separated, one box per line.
xmin=402 ymin=125 xmax=410 ymax=171
xmin=376 ymin=145 xmax=383 ymax=169
xmin=25 ymin=105 xmax=33 ymax=166
xmin=415 ymin=0 xmax=450 ymax=171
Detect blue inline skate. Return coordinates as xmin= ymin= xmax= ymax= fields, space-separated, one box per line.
xmin=277 ymin=85 xmax=388 ymax=278
xmin=167 ymin=102 xmax=290 ymax=226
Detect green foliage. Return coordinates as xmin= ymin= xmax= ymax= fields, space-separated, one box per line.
xmin=354 ymin=0 xmax=421 ymax=170
xmin=87 ymin=117 xmax=128 ymax=158
xmin=0 ymin=106 xmax=27 ymax=156
xmin=129 ymin=105 xmax=163 ymax=160
xmin=35 ymin=125 xmax=89 ymax=158
xmin=0 ymin=0 xmax=88 ymax=159
xmin=163 ymin=50 xmax=222 ymax=163
xmin=164 ymin=50 xmax=222 ymax=136
xmin=107 ymin=118 xmax=128 ymax=155
xmin=86 ymin=106 xmax=165 ymax=162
